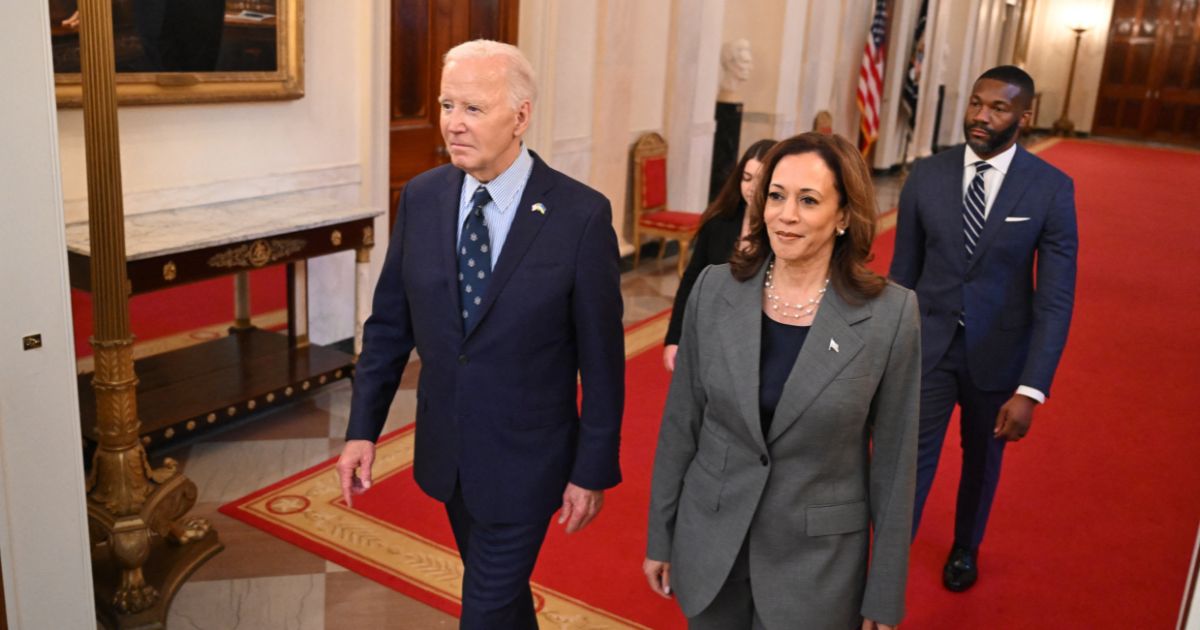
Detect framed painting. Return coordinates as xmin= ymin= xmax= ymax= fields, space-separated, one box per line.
xmin=50 ymin=0 xmax=303 ymax=106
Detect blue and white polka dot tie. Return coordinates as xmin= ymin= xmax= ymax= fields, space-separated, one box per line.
xmin=458 ymin=186 xmax=492 ymax=331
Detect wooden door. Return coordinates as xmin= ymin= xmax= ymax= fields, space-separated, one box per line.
xmin=1149 ymin=0 xmax=1200 ymax=143
xmin=389 ymin=0 xmax=519 ymax=227
xmin=1094 ymin=0 xmax=1200 ymax=146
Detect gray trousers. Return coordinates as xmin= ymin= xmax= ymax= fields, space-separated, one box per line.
xmin=686 ymin=541 xmax=768 ymax=630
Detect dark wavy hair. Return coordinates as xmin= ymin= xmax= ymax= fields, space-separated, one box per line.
xmin=699 ymin=139 xmax=777 ymax=228
xmin=729 ymin=132 xmax=887 ymax=303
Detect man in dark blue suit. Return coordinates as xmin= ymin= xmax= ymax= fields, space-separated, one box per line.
xmin=337 ymin=40 xmax=625 ymax=628
xmin=891 ymin=66 xmax=1077 ymax=592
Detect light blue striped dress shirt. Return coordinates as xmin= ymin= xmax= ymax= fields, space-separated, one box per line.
xmin=457 ymin=146 xmax=534 ymax=268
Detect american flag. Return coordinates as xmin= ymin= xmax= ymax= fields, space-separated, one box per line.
xmin=857 ymin=0 xmax=888 ymax=154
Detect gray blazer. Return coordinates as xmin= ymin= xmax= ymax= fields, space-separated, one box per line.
xmin=647 ymin=263 xmax=920 ymax=629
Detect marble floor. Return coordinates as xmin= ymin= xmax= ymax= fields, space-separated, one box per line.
xmin=125 ymin=173 xmax=905 ymax=629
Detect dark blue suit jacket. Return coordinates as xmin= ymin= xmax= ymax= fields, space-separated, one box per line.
xmin=347 ymin=152 xmax=625 ymax=523
xmin=890 ymin=144 xmax=1077 ymax=395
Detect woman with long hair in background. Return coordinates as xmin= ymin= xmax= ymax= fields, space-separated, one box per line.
xmin=663 ymin=138 xmax=776 ymax=371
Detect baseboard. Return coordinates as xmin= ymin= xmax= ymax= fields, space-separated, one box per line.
xmin=327 ymin=337 xmax=356 ymax=356
xmin=619 ymin=240 xmax=681 ymax=272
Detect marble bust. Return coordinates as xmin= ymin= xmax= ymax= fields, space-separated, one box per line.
xmin=718 ymin=38 xmax=754 ymax=102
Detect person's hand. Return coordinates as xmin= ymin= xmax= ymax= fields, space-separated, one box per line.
xmin=662 ymin=344 xmax=679 ymax=371
xmin=557 ymin=483 xmax=604 ymax=533
xmin=62 ymin=10 xmax=80 ymax=29
xmin=994 ymin=393 xmax=1037 ymax=441
xmin=860 ymin=619 xmax=895 ymax=630
xmin=336 ymin=439 xmax=376 ymax=507
xmin=643 ymin=558 xmax=672 ymax=598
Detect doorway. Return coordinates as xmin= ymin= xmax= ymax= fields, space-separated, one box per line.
xmin=389 ymin=0 xmax=520 ymax=227
xmin=1093 ymin=0 xmax=1200 ymax=147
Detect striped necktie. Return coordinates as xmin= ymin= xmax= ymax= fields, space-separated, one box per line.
xmin=458 ymin=186 xmax=492 ymax=331
xmin=963 ymin=161 xmax=992 ymax=259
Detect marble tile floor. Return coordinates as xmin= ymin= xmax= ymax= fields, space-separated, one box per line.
xmin=133 ymin=175 xmax=906 ymax=628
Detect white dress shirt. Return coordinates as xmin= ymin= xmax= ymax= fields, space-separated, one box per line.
xmin=961 ymin=144 xmax=1045 ymax=404
xmin=458 ymin=145 xmax=534 ymax=268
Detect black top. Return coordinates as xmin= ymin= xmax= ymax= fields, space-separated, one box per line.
xmin=665 ymin=207 xmax=745 ymax=345
xmin=759 ymin=314 xmax=810 ymax=437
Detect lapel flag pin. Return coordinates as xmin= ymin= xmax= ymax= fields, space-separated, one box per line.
xmin=531 ymin=202 xmax=547 ymax=215
xmin=829 ymin=338 xmax=840 ymax=353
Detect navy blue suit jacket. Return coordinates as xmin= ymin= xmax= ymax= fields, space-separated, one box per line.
xmin=347 ymin=152 xmax=625 ymax=523
xmin=890 ymin=144 xmax=1077 ymax=395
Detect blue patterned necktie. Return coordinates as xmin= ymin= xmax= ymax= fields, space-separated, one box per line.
xmin=458 ymin=186 xmax=493 ymax=331
xmin=963 ymin=161 xmax=992 ymax=259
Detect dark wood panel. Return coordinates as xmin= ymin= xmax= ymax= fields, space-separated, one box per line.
xmin=68 ymin=218 xmax=374 ymax=294
xmin=78 ymin=329 xmax=354 ymax=454
xmin=393 ymin=0 xmax=432 ymax=120
xmin=1094 ymin=0 xmax=1200 ymax=145
xmin=388 ymin=0 xmax=519 ymax=228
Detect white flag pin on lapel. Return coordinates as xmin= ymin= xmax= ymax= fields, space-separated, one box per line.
xmin=829 ymin=338 xmax=840 ymax=353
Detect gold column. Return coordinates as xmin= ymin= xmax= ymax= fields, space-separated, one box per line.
xmin=77 ymin=0 xmax=221 ymax=627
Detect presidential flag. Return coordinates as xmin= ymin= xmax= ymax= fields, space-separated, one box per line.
xmin=901 ymin=0 xmax=929 ymax=129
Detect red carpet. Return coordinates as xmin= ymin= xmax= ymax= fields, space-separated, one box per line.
xmin=353 ymin=342 xmax=681 ymax=627
xmin=71 ymin=265 xmax=286 ymax=357
xmin=224 ymin=140 xmax=1199 ymax=628
xmin=900 ymin=139 xmax=1200 ymax=628
xmin=221 ymin=313 xmax=683 ymax=628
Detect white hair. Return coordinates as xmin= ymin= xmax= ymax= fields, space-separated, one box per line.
xmin=444 ymin=39 xmax=537 ymax=110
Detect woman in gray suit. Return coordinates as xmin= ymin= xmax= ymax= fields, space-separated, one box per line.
xmin=644 ymin=133 xmax=920 ymax=630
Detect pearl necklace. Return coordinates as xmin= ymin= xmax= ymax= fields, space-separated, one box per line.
xmin=764 ymin=259 xmax=829 ymax=320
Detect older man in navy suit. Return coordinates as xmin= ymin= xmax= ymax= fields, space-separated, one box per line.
xmin=891 ymin=66 xmax=1077 ymax=592
xmin=337 ymin=40 xmax=625 ymax=628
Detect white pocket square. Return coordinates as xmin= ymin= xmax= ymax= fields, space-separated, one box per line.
xmin=1005 ymin=216 xmax=1031 ymax=222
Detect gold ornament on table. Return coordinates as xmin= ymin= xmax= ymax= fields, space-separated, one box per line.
xmin=208 ymin=238 xmax=306 ymax=269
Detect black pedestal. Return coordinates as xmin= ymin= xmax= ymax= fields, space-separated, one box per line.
xmin=709 ymin=101 xmax=744 ymax=203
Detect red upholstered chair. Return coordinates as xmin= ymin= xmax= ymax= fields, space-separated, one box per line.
xmin=631 ymin=132 xmax=701 ymax=275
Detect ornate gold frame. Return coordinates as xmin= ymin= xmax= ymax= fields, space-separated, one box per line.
xmin=55 ymin=0 xmax=304 ymax=107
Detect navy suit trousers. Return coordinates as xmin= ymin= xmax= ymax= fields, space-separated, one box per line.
xmin=912 ymin=326 xmax=1011 ymax=550
xmin=445 ymin=483 xmax=551 ymax=629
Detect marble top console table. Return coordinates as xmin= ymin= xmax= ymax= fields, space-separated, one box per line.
xmin=68 ymin=196 xmax=383 ymax=451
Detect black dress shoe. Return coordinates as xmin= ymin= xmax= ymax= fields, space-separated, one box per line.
xmin=943 ymin=546 xmax=978 ymax=592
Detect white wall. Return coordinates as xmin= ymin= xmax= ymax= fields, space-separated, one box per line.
xmin=837 ymin=1 xmax=874 ymax=140
xmin=519 ymin=0 xmax=668 ymax=252
xmin=629 ymin=1 xmax=672 ymax=136
xmin=529 ymin=1 xmax=598 ymax=184
xmin=664 ymin=0 xmax=726 ymax=216
xmin=721 ymin=0 xmax=811 ymax=150
xmin=928 ymin=0 xmax=982 ymax=149
xmin=0 ymin=1 xmax=96 ymax=628
xmin=722 ymin=0 xmax=787 ymax=145
xmin=798 ymin=2 xmax=847 ymax=138
xmin=1023 ymin=0 xmax=1114 ymax=132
